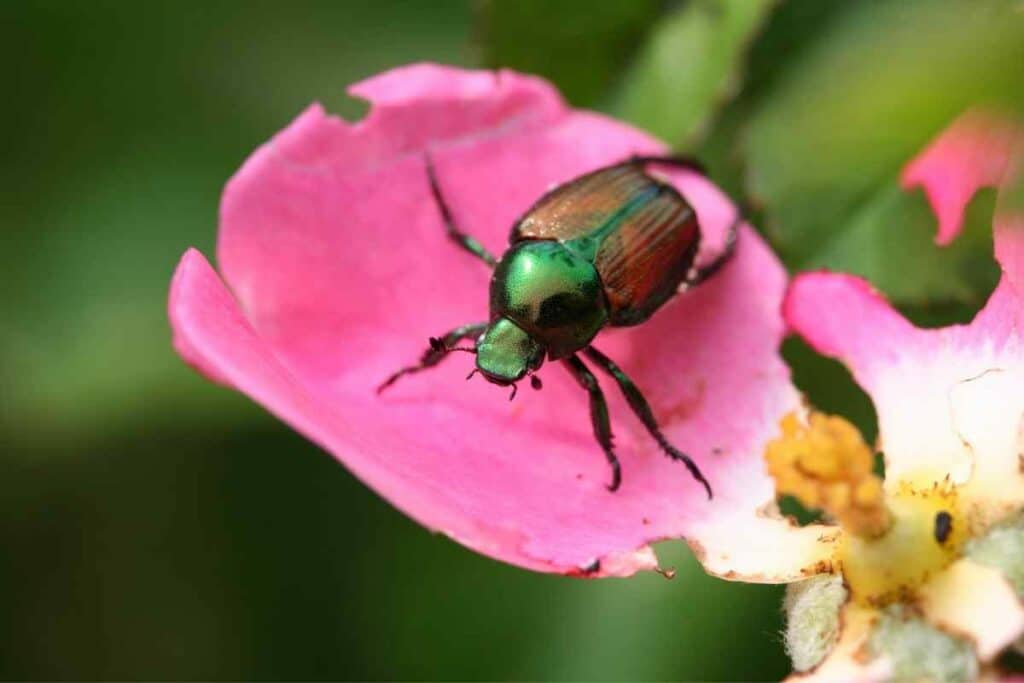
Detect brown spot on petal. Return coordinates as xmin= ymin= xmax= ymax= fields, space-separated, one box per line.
xmin=851 ymin=640 xmax=874 ymax=666
xmin=1017 ymin=414 xmax=1024 ymax=473
xmin=661 ymin=378 xmax=706 ymax=422
xmin=799 ymin=559 xmax=835 ymax=577
xmin=565 ymin=558 xmax=602 ymax=578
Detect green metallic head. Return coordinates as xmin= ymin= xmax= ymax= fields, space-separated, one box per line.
xmin=475 ymin=317 xmax=544 ymax=385
xmin=488 ymin=241 xmax=608 ymax=360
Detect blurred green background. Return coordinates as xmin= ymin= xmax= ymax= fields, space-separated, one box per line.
xmin=3 ymin=1 xmax=1023 ymax=679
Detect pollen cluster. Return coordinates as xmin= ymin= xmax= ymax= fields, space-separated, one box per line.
xmin=767 ymin=411 xmax=970 ymax=606
xmin=765 ymin=412 xmax=890 ymax=538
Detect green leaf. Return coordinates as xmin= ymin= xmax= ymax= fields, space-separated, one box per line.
xmin=478 ymin=0 xmax=662 ymax=107
xmin=612 ymin=0 xmax=777 ymax=146
xmin=808 ymin=183 xmax=1000 ymax=307
xmin=745 ymin=0 xmax=1024 ymax=305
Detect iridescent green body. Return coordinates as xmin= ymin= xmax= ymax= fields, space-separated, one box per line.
xmin=487 ymin=241 xmax=606 ymax=360
xmin=477 ymin=160 xmax=702 ymax=380
xmin=379 ymin=155 xmax=738 ymax=496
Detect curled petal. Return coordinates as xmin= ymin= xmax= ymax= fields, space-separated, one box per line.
xmin=170 ymin=64 xmax=807 ymax=577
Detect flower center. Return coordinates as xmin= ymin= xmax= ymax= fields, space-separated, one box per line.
xmin=766 ymin=412 xmax=965 ymax=605
xmin=840 ymin=479 xmax=964 ymax=605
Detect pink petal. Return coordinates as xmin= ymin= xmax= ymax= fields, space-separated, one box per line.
xmin=786 ymin=270 xmax=1024 ymax=501
xmin=170 ymin=64 xmax=811 ymax=577
xmin=787 ymin=111 xmax=1024 ymax=509
xmin=901 ymin=109 xmax=1024 ymax=246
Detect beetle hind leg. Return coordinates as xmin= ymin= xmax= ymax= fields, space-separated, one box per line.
xmin=684 ymin=210 xmax=740 ymax=289
xmin=563 ymin=355 xmax=622 ymax=492
xmin=378 ymin=322 xmax=487 ymax=393
xmin=425 ymin=154 xmax=498 ymax=268
xmin=629 ymin=154 xmax=708 ymax=177
xmin=583 ymin=346 xmax=713 ymax=499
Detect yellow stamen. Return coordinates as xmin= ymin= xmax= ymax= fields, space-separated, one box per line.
xmin=766 ymin=411 xmax=968 ymax=605
xmin=765 ymin=412 xmax=891 ymax=538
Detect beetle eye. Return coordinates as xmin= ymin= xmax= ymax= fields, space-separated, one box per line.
xmin=934 ymin=511 xmax=953 ymax=544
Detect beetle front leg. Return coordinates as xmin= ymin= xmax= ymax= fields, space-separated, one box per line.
xmin=583 ymin=346 xmax=712 ymax=499
xmin=563 ymin=355 xmax=622 ymax=492
xmin=425 ymin=154 xmax=498 ymax=268
xmin=378 ymin=322 xmax=488 ymax=393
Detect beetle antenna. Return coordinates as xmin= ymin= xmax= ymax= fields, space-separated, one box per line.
xmin=466 ymin=369 xmax=479 ymax=381
xmin=530 ymin=375 xmax=543 ymax=391
xmin=508 ymin=383 xmax=518 ymax=401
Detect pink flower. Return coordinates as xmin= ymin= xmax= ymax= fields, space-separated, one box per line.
xmin=776 ymin=111 xmax=1024 ymax=680
xmin=168 ymin=63 xmax=818 ymax=578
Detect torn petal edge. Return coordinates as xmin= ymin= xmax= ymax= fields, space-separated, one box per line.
xmin=901 ymin=109 xmax=1024 ymax=246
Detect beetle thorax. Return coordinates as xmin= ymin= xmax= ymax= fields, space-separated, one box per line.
xmin=489 ymin=240 xmax=608 ymax=359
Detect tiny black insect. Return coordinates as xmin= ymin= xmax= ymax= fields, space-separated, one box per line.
xmin=934 ymin=510 xmax=953 ymax=544
xmin=379 ymin=154 xmax=740 ymax=498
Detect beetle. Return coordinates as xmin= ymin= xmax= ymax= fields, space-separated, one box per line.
xmin=378 ymin=155 xmax=739 ymax=498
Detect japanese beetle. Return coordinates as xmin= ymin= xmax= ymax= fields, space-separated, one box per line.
xmin=379 ymin=155 xmax=739 ymax=498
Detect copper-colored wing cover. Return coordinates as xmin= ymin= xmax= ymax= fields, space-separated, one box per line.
xmin=512 ymin=162 xmax=700 ymax=326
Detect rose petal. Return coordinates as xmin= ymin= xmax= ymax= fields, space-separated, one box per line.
xmin=784 ymin=274 xmax=970 ymax=485
xmin=948 ymin=366 xmax=1024 ymax=525
xmin=687 ymin=510 xmax=839 ymax=582
xmin=901 ymin=109 xmax=1024 ymax=246
xmin=918 ymin=558 xmax=1024 ymax=661
xmin=170 ymin=64 xmax=809 ymax=577
xmin=786 ymin=112 xmax=1024 ymax=509
xmin=787 ymin=604 xmax=893 ymax=683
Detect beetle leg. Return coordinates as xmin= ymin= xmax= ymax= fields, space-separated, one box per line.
xmin=378 ymin=322 xmax=488 ymax=393
xmin=629 ymin=154 xmax=708 ymax=177
xmin=583 ymin=346 xmax=712 ymax=499
xmin=425 ymin=154 xmax=498 ymax=268
xmin=684 ymin=210 xmax=740 ymax=289
xmin=563 ymin=355 xmax=622 ymax=492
